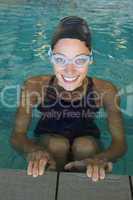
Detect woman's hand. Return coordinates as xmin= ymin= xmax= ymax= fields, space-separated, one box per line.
xmin=26 ymin=150 xmax=56 ymax=177
xmin=64 ymin=158 xmax=112 ymax=182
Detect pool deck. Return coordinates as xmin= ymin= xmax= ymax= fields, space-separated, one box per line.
xmin=0 ymin=169 xmax=132 ymax=200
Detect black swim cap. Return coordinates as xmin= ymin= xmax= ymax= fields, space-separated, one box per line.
xmin=51 ymin=16 xmax=92 ymax=51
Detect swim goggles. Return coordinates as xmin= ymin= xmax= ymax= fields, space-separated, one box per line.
xmin=48 ymin=47 xmax=93 ymax=68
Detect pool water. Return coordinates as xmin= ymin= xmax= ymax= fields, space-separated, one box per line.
xmin=0 ymin=0 xmax=133 ymax=174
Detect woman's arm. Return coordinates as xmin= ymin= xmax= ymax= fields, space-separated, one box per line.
xmin=11 ymin=76 xmax=56 ymax=177
xmin=94 ymin=81 xmax=127 ymax=162
xmin=64 ymin=80 xmax=127 ymax=181
xmin=10 ymin=77 xmax=44 ymax=156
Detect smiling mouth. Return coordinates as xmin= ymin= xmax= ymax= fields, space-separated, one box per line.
xmin=62 ymin=75 xmax=79 ymax=83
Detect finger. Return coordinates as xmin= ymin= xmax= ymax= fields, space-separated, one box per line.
xmin=99 ymin=167 xmax=105 ymax=180
xmin=32 ymin=161 xmax=39 ymax=178
xmin=92 ymin=165 xmax=99 ymax=182
xmin=27 ymin=161 xmax=33 ymax=176
xmin=107 ymin=162 xmax=113 ymax=172
xmin=86 ymin=165 xmax=93 ymax=178
xmin=65 ymin=160 xmax=86 ymax=171
xmin=64 ymin=162 xmax=76 ymax=170
xmin=39 ymin=158 xmax=48 ymax=176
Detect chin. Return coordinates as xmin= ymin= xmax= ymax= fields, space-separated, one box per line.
xmin=61 ymin=78 xmax=82 ymax=91
xmin=63 ymin=85 xmax=76 ymax=91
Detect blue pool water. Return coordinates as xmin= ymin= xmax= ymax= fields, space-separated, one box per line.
xmin=0 ymin=0 xmax=133 ymax=173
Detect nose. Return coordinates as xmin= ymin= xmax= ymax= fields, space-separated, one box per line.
xmin=64 ymin=63 xmax=76 ymax=74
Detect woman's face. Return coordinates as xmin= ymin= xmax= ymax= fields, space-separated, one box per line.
xmin=52 ymin=38 xmax=91 ymax=91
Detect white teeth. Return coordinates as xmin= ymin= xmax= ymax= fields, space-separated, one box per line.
xmin=63 ymin=76 xmax=78 ymax=81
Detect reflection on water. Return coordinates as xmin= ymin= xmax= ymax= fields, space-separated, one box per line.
xmin=0 ymin=0 xmax=132 ymax=87
xmin=0 ymin=0 xmax=132 ymax=111
xmin=0 ymin=0 xmax=133 ymax=169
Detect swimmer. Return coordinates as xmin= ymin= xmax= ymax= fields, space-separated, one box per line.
xmin=11 ymin=16 xmax=127 ymax=182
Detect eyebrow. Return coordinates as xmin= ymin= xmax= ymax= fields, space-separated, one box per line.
xmin=52 ymin=52 xmax=91 ymax=57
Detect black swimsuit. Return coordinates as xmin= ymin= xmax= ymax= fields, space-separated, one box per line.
xmin=34 ymin=75 xmax=101 ymax=144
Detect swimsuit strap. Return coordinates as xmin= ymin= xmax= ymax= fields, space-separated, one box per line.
xmin=87 ymin=76 xmax=93 ymax=90
xmin=86 ymin=76 xmax=99 ymax=109
xmin=49 ymin=74 xmax=56 ymax=85
xmin=82 ymin=76 xmax=93 ymax=100
xmin=45 ymin=75 xmax=56 ymax=100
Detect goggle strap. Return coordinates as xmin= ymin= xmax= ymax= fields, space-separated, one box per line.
xmin=48 ymin=47 xmax=53 ymax=57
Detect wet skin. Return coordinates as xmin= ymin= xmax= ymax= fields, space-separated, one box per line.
xmin=11 ymin=38 xmax=127 ymax=182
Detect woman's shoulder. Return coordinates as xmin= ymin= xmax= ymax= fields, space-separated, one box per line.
xmin=23 ymin=74 xmax=54 ymax=87
xmin=22 ymin=74 xmax=54 ymax=97
xmin=91 ymin=76 xmax=118 ymax=94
